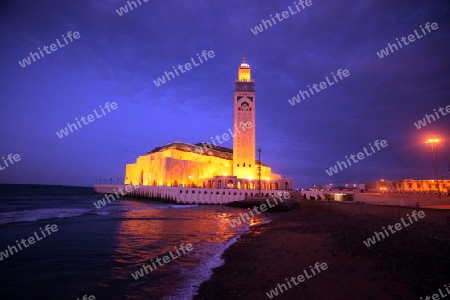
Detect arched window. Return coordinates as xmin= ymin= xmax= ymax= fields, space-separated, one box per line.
xmin=227 ymin=180 xmax=234 ymax=188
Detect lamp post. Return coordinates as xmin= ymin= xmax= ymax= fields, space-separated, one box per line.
xmin=258 ymin=148 xmax=261 ymax=197
xmin=426 ymin=139 xmax=441 ymax=199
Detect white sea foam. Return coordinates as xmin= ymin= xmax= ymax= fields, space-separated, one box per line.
xmin=0 ymin=208 xmax=90 ymax=225
xmin=164 ymin=220 xmax=270 ymax=300
xmin=170 ymin=205 xmax=199 ymax=209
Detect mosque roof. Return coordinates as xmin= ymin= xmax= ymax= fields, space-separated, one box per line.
xmin=147 ymin=142 xmax=233 ymax=160
xmin=146 ymin=142 xmax=266 ymax=165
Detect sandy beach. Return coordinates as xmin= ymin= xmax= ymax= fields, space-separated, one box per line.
xmin=194 ymin=203 xmax=450 ymax=299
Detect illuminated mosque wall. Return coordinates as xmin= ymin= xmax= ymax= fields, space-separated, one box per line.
xmin=125 ymin=60 xmax=293 ymax=190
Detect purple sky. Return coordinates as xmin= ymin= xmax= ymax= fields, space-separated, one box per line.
xmin=0 ymin=0 xmax=449 ymax=188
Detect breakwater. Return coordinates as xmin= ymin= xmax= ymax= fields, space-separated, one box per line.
xmin=93 ymin=184 xmax=288 ymax=205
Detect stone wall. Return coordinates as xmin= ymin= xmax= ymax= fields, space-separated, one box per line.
xmin=94 ymin=184 xmax=286 ymax=205
xmin=354 ymin=193 xmax=450 ymax=207
xmin=295 ymin=191 xmax=450 ymax=207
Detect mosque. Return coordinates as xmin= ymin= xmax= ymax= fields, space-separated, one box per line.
xmin=124 ymin=59 xmax=293 ymax=191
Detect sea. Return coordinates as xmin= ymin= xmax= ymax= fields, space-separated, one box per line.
xmin=0 ymin=184 xmax=269 ymax=300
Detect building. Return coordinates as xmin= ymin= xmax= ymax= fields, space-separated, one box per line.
xmin=124 ymin=59 xmax=293 ymax=191
xmin=367 ymin=179 xmax=450 ymax=195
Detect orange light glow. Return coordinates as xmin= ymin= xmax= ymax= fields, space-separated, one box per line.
xmin=238 ymin=60 xmax=251 ymax=81
xmin=426 ymin=139 xmax=440 ymax=143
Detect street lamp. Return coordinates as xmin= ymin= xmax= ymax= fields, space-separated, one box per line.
xmin=426 ymin=139 xmax=441 ymax=199
xmin=258 ymin=148 xmax=261 ymax=197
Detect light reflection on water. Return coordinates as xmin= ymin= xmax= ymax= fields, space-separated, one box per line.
xmin=0 ymin=185 xmax=273 ymax=300
xmin=110 ymin=201 xmax=269 ymax=299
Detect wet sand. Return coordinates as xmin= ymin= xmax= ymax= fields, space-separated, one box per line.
xmin=194 ymin=205 xmax=450 ymax=299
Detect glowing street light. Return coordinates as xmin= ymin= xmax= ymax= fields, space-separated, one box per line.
xmin=258 ymin=148 xmax=262 ymax=197
xmin=425 ymin=139 xmax=441 ymax=199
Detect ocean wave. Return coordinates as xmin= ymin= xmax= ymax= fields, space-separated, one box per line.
xmin=163 ymin=228 xmax=249 ymax=300
xmin=94 ymin=211 xmax=110 ymax=216
xmin=0 ymin=208 xmax=91 ymax=225
xmin=169 ymin=205 xmax=199 ymax=209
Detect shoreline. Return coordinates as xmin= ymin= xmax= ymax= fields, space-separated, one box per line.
xmin=174 ymin=217 xmax=273 ymax=299
xmin=194 ymin=207 xmax=450 ymax=299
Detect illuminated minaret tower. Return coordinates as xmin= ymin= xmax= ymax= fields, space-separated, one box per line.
xmin=233 ymin=58 xmax=256 ymax=179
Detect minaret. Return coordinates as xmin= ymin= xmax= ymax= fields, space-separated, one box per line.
xmin=233 ymin=58 xmax=256 ymax=179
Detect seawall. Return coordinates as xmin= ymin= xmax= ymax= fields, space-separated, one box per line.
xmin=297 ymin=191 xmax=449 ymax=207
xmin=93 ymin=184 xmax=287 ymax=205
xmin=354 ymin=193 xmax=450 ymax=207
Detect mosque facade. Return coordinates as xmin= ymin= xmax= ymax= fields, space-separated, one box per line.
xmin=124 ymin=59 xmax=293 ymax=191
